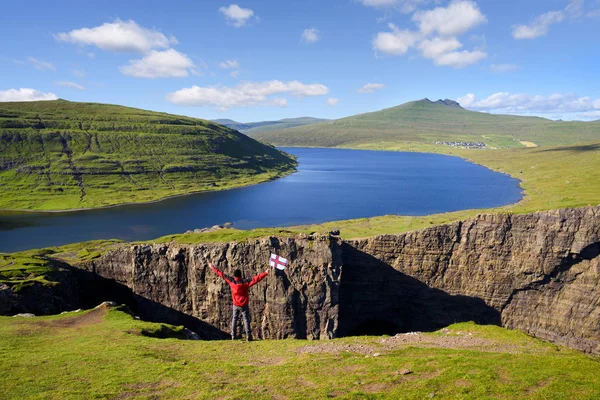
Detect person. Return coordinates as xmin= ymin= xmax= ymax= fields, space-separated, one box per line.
xmin=209 ymin=262 xmax=269 ymax=341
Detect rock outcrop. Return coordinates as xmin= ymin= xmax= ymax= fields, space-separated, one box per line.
xmin=75 ymin=235 xmax=342 ymax=340
xmin=3 ymin=206 xmax=598 ymax=354
xmin=345 ymin=206 xmax=600 ymax=354
xmin=0 ymin=270 xmax=79 ymax=316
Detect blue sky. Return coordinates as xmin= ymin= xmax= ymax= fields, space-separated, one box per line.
xmin=1 ymin=0 xmax=599 ymax=121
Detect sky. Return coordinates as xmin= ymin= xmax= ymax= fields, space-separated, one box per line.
xmin=1 ymin=0 xmax=599 ymax=122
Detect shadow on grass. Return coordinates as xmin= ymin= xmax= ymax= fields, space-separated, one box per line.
xmin=539 ymin=143 xmax=600 ymax=153
xmin=68 ymin=266 xmax=228 ymax=340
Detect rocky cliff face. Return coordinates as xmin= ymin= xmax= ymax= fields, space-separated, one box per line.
xmin=0 ymin=271 xmax=79 ymax=316
xmin=12 ymin=206 xmax=599 ymax=353
xmin=76 ymin=235 xmax=342 ymax=340
xmin=345 ymin=206 xmax=600 ymax=354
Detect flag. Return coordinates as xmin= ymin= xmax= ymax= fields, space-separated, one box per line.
xmin=269 ymin=253 xmax=288 ymax=270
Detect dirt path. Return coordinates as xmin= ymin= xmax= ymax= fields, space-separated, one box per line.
xmin=297 ymin=330 xmax=538 ymax=356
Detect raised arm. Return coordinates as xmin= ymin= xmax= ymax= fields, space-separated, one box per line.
xmin=248 ymin=268 xmax=269 ymax=288
xmin=209 ymin=262 xmax=232 ymax=284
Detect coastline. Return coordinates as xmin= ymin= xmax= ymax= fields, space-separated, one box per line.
xmin=0 ymin=167 xmax=297 ymax=214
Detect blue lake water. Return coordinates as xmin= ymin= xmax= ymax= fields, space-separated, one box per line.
xmin=0 ymin=147 xmax=522 ymax=252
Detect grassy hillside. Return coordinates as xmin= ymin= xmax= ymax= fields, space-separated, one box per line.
xmin=254 ymin=99 xmax=600 ymax=149
xmin=214 ymin=116 xmax=329 ymax=135
xmin=0 ymin=100 xmax=296 ymax=210
xmin=1 ymin=305 xmax=599 ymax=399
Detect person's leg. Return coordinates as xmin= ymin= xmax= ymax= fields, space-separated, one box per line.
xmin=241 ymin=304 xmax=252 ymax=340
xmin=231 ymin=305 xmax=239 ymax=340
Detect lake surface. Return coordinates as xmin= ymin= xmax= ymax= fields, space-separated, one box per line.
xmin=0 ymin=148 xmax=522 ymax=252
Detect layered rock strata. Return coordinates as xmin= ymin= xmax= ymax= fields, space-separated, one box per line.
xmin=3 ymin=206 xmax=598 ymax=353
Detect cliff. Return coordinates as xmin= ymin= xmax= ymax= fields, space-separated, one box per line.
xmin=345 ymin=206 xmax=600 ymax=353
xmin=75 ymin=235 xmax=342 ymax=340
xmin=4 ymin=206 xmax=598 ymax=353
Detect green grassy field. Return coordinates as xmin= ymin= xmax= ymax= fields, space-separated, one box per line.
xmin=1 ymin=305 xmax=599 ymax=399
xmin=0 ymin=100 xmax=296 ymax=211
xmin=254 ymin=99 xmax=600 ymax=149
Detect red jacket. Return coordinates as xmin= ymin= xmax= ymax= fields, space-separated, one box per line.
xmin=211 ymin=266 xmax=268 ymax=307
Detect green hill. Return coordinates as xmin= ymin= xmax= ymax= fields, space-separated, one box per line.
xmin=213 ymin=116 xmax=329 ymax=135
xmin=254 ymin=98 xmax=600 ymax=149
xmin=0 ymin=100 xmax=296 ymax=211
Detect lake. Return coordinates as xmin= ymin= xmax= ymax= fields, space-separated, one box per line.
xmin=0 ymin=148 xmax=522 ymax=252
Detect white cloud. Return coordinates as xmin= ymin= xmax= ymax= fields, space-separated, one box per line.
xmin=512 ymin=11 xmax=564 ymax=39
xmin=302 ymin=28 xmax=320 ymax=43
xmin=167 ymin=80 xmax=329 ymax=110
xmin=219 ymin=59 xmax=240 ymax=69
xmin=490 ymin=63 xmax=519 ymax=73
xmin=26 ymin=57 xmax=55 ymax=71
xmin=55 ymin=81 xmax=85 ymax=90
xmin=71 ymin=69 xmax=86 ymax=77
xmin=565 ymin=0 xmax=585 ymax=17
xmin=119 ymin=49 xmax=195 ymax=78
xmin=327 ymin=97 xmax=340 ymax=106
xmin=418 ymin=37 xmax=462 ymax=59
xmin=359 ymin=0 xmax=428 ymax=13
xmin=219 ymin=4 xmax=255 ymax=27
xmin=0 ymin=88 xmax=58 ymax=102
xmin=55 ymin=19 xmax=177 ymax=53
xmin=418 ymin=36 xmax=486 ymax=68
xmin=230 ymin=70 xmax=240 ymax=78
xmin=373 ymin=24 xmax=420 ymax=55
xmin=457 ymin=92 xmax=600 ymax=117
xmin=373 ymin=2 xmax=487 ymax=68
xmin=412 ymin=1 xmax=487 ymax=37
xmin=357 ymin=83 xmax=386 ymax=93
xmin=433 ymin=50 xmax=486 ymax=68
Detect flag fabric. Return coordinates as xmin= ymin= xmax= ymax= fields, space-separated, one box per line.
xmin=269 ymin=253 xmax=288 ymax=270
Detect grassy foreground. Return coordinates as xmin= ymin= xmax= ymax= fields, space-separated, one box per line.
xmin=0 ymin=100 xmax=296 ymax=211
xmin=1 ymin=305 xmax=599 ymax=399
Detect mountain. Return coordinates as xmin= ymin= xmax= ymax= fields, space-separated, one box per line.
xmin=252 ymin=98 xmax=600 ymax=149
xmin=213 ymin=117 xmax=329 ymax=135
xmin=0 ymin=100 xmax=296 ymax=211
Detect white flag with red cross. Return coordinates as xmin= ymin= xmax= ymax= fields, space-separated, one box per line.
xmin=269 ymin=253 xmax=288 ymax=270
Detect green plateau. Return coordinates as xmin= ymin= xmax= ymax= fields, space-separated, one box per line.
xmin=0 ymin=100 xmax=296 ymax=211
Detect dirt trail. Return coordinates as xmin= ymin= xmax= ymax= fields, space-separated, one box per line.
xmin=297 ymin=330 xmax=543 ymax=356
xmin=15 ymin=304 xmax=109 ymax=335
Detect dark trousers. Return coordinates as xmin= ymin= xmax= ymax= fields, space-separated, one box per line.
xmin=232 ymin=304 xmax=251 ymax=338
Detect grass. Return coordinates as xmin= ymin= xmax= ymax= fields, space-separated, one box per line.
xmin=1 ymin=306 xmax=599 ymax=399
xmin=0 ymin=240 xmax=121 ymax=291
xmin=255 ymin=98 xmax=600 ymax=149
xmin=0 ymin=100 xmax=296 ymax=211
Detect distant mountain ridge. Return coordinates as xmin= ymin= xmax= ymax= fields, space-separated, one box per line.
xmin=213 ymin=117 xmax=329 ymax=135
xmin=252 ymin=98 xmax=600 ymax=149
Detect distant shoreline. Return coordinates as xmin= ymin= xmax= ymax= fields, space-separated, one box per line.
xmin=0 ymin=146 xmax=525 ymax=215
xmin=0 ymin=169 xmax=297 ymax=215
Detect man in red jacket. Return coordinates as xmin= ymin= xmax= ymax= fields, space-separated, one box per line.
xmin=209 ymin=262 xmax=269 ymax=341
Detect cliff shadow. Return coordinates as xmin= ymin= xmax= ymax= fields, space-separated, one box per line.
xmin=67 ymin=266 xmax=228 ymax=340
xmin=338 ymin=243 xmax=501 ymax=337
